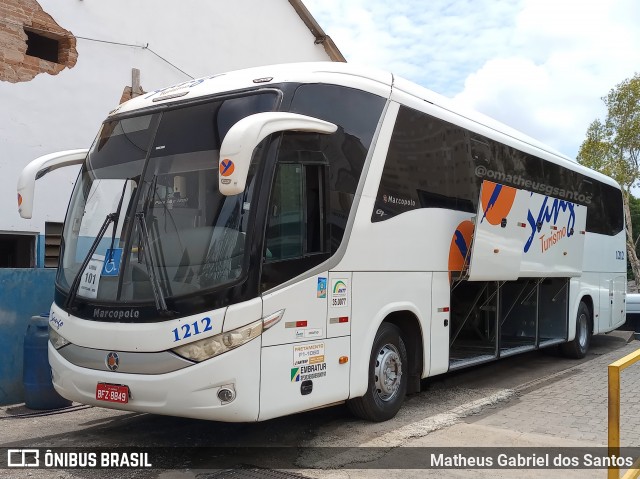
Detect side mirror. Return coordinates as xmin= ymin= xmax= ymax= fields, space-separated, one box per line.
xmin=218 ymin=112 xmax=337 ymax=196
xmin=17 ymin=149 xmax=88 ymax=219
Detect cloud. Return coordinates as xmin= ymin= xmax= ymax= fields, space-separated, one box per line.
xmin=304 ymin=0 xmax=640 ymax=159
xmin=304 ymin=0 xmax=523 ymax=94
xmin=453 ymin=0 xmax=640 ymax=157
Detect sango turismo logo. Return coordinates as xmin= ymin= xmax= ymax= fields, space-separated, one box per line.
xmin=524 ymin=197 xmax=577 ymax=254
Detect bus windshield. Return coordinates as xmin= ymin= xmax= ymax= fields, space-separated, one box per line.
xmin=58 ymin=92 xmax=277 ymax=307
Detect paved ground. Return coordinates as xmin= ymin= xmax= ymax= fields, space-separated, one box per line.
xmin=477 ymin=341 xmax=640 ymax=446
xmin=299 ymin=335 xmax=640 ymax=479
xmin=472 ymin=339 xmax=640 ymax=446
xmin=1 ymin=332 xmax=639 ymax=479
xmin=413 ymin=338 xmax=640 ymax=479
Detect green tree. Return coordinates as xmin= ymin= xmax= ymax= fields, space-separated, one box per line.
xmin=629 ymin=194 xmax=640 ymax=278
xmin=577 ymin=73 xmax=640 ymax=285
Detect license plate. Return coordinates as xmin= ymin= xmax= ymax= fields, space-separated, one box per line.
xmin=96 ymin=383 xmax=129 ymax=404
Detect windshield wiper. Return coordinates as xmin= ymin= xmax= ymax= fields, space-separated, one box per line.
xmin=65 ymin=181 xmax=129 ymax=311
xmin=64 ymin=212 xmax=117 ymax=310
xmin=135 ymin=211 xmax=170 ymax=315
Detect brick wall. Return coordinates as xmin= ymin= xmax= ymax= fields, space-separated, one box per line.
xmin=119 ymin=85 xmax=146 ymax=104
xmin=0 ymin=0 xmax=77 ymax=83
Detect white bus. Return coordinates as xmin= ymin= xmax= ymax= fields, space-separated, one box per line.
xmin=18 ymin=63 xmax=626 ymax=422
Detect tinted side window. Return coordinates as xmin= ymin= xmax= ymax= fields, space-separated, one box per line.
xmin=265 ymin=163 xmax=304 ymax=261
xmin=374 ymin=105 xmax=623 ymax=236
xmin=150 ymin=92 xmax=277 ymax=158
xmin=374 ymin=106 xmax=476 ymax=222
xmin=599 ymin=183 xmax=624 ymax=234
xmin=260 ymin=134 xmax=330 ymax=291
xmin=584 ymin=182 xmax=606 ymax=234
xmin=90 ymin=114 xmax=158 ymax=172
xmin=291 ymin=84 xmax=385 ymax=250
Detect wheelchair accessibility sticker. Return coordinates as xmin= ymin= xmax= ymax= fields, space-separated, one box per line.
xmin=101 ymin=248 xmax=122 ymax=277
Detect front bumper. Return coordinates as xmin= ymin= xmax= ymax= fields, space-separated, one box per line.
xmin=49 ymin=337 xmax=261 ymax=422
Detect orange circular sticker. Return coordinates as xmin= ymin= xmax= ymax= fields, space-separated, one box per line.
xmin=480 ymin=181 xmax=516 ymax=226
xmin=220 ymin=159 xmax=235 ymax=177
xmin=448 ymin=220 xmax=474 ymax=273
xmin=17 ymin=193 xmax=22 ymax=206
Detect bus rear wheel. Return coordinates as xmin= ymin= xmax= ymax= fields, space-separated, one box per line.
xmin=560 ymin=301 xmax=591 ymax=359
xmin=347 ymin=323 xmax=408 ymax=422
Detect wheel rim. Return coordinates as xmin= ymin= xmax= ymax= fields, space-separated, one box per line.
xmin=578 ymin=312 xmax=588 ymax=349
xmin=374 ymin=344 xmax=402 ymax=402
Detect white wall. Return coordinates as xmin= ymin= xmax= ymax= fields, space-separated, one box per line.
xmin=1 ymin=0 xmax=332 ymax=235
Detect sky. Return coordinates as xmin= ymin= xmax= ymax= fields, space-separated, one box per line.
xmin=303 ymin=0 xmax=640 ymax=160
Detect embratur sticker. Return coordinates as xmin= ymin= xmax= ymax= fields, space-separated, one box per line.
xmin=291 ymin=363 xmax=327 ymax=382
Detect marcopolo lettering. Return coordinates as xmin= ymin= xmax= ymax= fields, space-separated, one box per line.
xmin=383 ymin=194 xmax=416 ymax=207
xmin=93 ymin=308 xmax=140 ymax=319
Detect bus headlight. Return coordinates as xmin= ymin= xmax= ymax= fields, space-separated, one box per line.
xmin=171 ymin=319 xmax=263 ymax=362
xmin=49 ymin=327 xmax=70 ymax=350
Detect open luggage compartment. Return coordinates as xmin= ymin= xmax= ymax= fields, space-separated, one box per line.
xmin=449 ymin=278 xmax=568 ymax=369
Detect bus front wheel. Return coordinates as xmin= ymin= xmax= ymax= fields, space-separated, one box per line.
xmin=560 ymin=301 xmax=591 ymax=359
xmin=347 ymin=322 xmax=408 ymax=422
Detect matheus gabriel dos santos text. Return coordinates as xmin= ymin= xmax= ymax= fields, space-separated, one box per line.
xmin=431 ymin=452 xmax=634 ymax=468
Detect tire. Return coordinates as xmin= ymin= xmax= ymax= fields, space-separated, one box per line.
xmin=560 ymin=301 xmax=591 ymax=359
xmin=347 ymin=323 xmax=408 ymax=422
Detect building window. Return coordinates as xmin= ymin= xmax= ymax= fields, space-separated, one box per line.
xmin=0 ymin=234 xmax=36 ymax=268
xmin=24 ymin=28 xmax=60 ymax=64
xmin=44 ymin=222 xmax=63 ymax=268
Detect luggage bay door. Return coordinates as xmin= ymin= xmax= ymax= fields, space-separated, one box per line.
xmin=467 ymin=181 xmax=529 ymax=281
xmin=519 ymin=192 xmax=587 ymax=277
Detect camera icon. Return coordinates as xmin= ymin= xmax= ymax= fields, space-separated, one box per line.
xmin=7 ymin=449 xmax=39 ymax=467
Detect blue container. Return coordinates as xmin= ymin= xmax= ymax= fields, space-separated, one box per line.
xmin=23 ymin=315 xmax=71 ymax=409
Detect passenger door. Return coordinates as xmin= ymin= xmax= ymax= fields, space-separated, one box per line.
xmin=260 ymin=160 xmax=329 ymax=294
xmin=261 ymin=158 xmax=330 ymax=347
xmin=259 ymin=141 xmax=350 ymax=420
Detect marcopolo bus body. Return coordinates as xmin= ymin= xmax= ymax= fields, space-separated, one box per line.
xmin=18 ymin=63 xmax=626 ymax=422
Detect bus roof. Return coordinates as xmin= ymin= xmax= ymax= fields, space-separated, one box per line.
xmin=109 ymin=62 xmax=393 ymax=116
xmin=110 ymin=62 xmax=620 ymax=191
